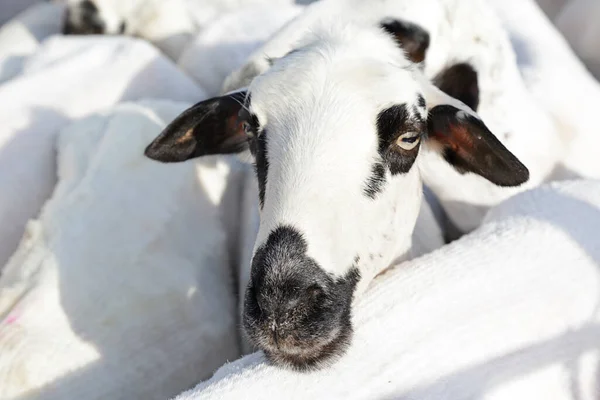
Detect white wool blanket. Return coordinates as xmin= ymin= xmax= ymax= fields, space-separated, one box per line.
xmin=0 ymin=36 xmax=205 ymax=271
xmin=176 ymin=179 xmax=600 ymax=400
xmin=0 ymin=100 xmax=240 ymax=400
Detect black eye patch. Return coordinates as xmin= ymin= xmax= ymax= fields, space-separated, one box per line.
xmin=376 ymin=103 xmax=424 ymax=175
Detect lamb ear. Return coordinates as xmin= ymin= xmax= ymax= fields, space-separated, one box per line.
xmin=426 ymin=105 xmax=529 ymax=187
xmin=433 ymin=63 xmax=479 ymax=111
xmin=145 ymin=91 xmax=248 ymax=162
xmin=380 ymin=18 xmax=430 ymax=64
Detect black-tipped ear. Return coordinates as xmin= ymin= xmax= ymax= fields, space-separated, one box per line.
xmin=427 ymin=105 xmax=529 ymax=187
xmin=145 ymin=91 xmax=248 ymax=162
xmin=433 ymin=63 xmax=480 ymax=111
xmin=380 ymin=18 xmax=430 ymax=64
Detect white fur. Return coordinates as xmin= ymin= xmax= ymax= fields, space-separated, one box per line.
xmin=176 ymin=179 xmax=600 ymax=400
xmin=178 ymin=5 xmax=303 ymax=96
xmin=62 ymin=0 xmax=196 ymax=60
xmin=222 ymin=0 xmax=561 ymax=234
xmin=0 ymin=36 xmax=204 ymax=272
xmin=243 ymin=23 xmax=448 ymax=297
xmin=489 ymin=0 xmax=600 ymax=181
xmin=62 ymin=0 xmax=319 ymax=61
xmin=555 ymin=0 xmax=600 ymax=80
xmin=0 ymin=100 xmax=240 ymax=399
xmin=0 ymin=2 xmax=65 ymax=83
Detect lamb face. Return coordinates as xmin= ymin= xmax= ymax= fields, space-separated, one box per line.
xmin=144 ymin=23 xmax=528 ymax=369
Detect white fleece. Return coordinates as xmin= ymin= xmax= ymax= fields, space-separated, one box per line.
xmin=178 ymin=5 xmax=303 ymax=96
xmin=0 ymin=100 xmax=240 ymax=400
xmin=0 ymin=36 xmax=205 ymax=272
xmin=489 ymin=0 xmax=600 ymax=181
xmin=175 ymin=179 xmax=600 ymax=400
xmin=0 ymin=2 xmax=65 ymax=83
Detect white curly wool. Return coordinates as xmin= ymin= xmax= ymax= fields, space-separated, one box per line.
xmin=555 ymin=0 xmax=600 ymax=80
xmin=0 ymin=100 xmax=240 ymax=400
xmin=178 ymin=5 xmax=303 ymax=96
xmin=489 ymin=0 xmax=600 ymax=181
xmin=0 ymin=2 xmax=65 ymax=83
xmin=175 ymin=179 xmax=600 ymax=400
xmin=0 ymin=36 xmax=205 ymax=272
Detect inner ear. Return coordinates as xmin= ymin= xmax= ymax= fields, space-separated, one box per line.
xmin=427 ymin=105 xmax=529 ymax=187
xmin=145 ymin=91 xmax=249 ymax=163
xmin=433 ymin=63 xmax=479 ymax=111
xmin=379 ymin=18 xmax=430 ymax=64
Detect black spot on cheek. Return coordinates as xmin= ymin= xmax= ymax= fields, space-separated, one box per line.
xmin=364 ymin=162 xmax=387 ymax=199
xmin=417 ymin=95 xmax=426 ymax=110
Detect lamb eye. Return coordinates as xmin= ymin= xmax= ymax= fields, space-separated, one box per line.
xmin=396 ymin=133 xmax=421 ymax=151
xmin=242 ymin=121 xmax=254 ymax=138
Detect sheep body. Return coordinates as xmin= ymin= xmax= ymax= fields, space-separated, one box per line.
xmin=0 ymin=100 xmax=240 ymax=399
xmin=489 ymin=0 xmax=600 ymax=181
xmin=0 ymin=36 xmax=203 ymax=272
xmin=175 ymin=178 xmax=600 ymax=400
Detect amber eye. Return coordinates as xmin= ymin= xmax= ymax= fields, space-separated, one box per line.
xmin=396 ymin=132 xmax=421 ymax=151
xmin=242 ymin=121 xmax=254 ymax=138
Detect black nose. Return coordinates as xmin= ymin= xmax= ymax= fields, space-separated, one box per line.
xmin=63 ymin=0 xmax=106 ymax=35
xmin=242 ymin=225 xmax=361 ymax=370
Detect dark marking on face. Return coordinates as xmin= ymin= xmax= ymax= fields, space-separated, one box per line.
xmin=417 ymin=95 xmax=426 ymax=110
xmin=433 ymin=63 xmax=480 ymax=111
xmin=363 ymin=162 xmax=387 ymax=199
xmin=376 ymin=104 xmax=423 ymax=175
xmin=251 ymin=130 xmax=268 ymax=208
xmin=243 ymin=226 xmax=360 ymax=370
xmin=63 ymin=0 xmax=106 ymax=35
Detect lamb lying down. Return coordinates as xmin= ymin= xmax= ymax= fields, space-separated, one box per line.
xmin=176 ymin=178 xmax=600 ymax=400
xmin=221 ymin=0 xmax=561 ymax=235
xmin=0 ymin=101 xmax=240 ymax=400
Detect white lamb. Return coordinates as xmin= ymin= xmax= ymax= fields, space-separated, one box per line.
xmin=178 ymin=5 xmax=304 ymax=96
xmin=175 ymin=178 xmax=600 ymax=400
xmin=0 ymin=100 xmax=241 ymax=400
xmin=221 ymin=0 xmax=561 ymax=234
xmin=488 ymin=0 xmax=600 ymax=181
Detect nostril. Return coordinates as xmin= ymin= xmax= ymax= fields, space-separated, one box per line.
xmin=306 ymin=284 xmax=325 ymax=302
